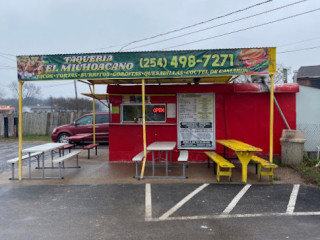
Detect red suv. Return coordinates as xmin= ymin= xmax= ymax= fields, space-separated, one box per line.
xmin=51 ymin=113 xmax=109 ymax=143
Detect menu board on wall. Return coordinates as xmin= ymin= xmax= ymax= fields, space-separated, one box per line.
xmin=178 ymin=93 xmax=215 ymax=149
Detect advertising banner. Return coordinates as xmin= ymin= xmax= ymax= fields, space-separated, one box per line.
xmin=178 ymin=93 xmax=215 ymax=149
xmin=17 ymin=48 xmax=275 ymax=81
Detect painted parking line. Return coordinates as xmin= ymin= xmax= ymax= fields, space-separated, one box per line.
xmin=159 ymin=183 xmax=209 ymax=220
xmin=286 ymin=184 xmax=300 ymax=214
xmin=145 ymin=183 xmax=320 ymax=222
xmin=145 ymin=183 xmax=152 ymax=221
xmin=221 ymin=184 xmax=251 ymax=215
xmin=150 ymin=211 xmax=320 ymax=222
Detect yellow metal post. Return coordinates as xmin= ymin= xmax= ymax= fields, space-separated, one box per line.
xmin=269 ymin=74 xmax=274 ymax=163
xmin=140 ymin=79 xmax=147 ymax=179
xmin=92 ymin=84 xmax=96 ymax=145
xmin=18 ymin=81 xmax=24 ymax=180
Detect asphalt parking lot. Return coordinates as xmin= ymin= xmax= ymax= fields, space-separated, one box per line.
xmin=1 ymin=142 xmax=319 ymax=239
xmin=1 ymin=183 xmax=320 ymax=240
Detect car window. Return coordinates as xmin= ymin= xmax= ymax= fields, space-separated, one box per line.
xmin=76 ymin=115 xmax=93 ymax=125
xmin=95 ymin=114 xmax=109 ymax=124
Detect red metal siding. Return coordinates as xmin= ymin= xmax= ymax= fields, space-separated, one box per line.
xmin=108 ymin=84 xmax=297 ymax=162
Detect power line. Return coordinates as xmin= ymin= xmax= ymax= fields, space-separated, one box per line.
xmin=89 ymin=0 xmax=272 ymax=52
xmin=0 ymin=52 xmax=16 ymax=57
xmin=277 ymin=36 xmax=320 ymax=48
xmin=120 ymin=0 xmax=273 ymax=51
xmin=42 ymin=82 xmax=75 ymax=88
xmin=0 ymin=63 xmax=16 ymax=70
xmin=0 ymin=64 xmax=16 ymax=68
xmin=89 ymin=43 xmax=128 ymax=52
xmin=0 ymin=67 xmax=16 ymax=70
xmin=278 ymin=46 xmax=320 ymax=54
xmin=0 ymin=54 xmax=16 ymax=62
xmin=126 ymin=0 xmax=306 ymax=51
xmin=162 ymin=8 xmax=320 ymax=50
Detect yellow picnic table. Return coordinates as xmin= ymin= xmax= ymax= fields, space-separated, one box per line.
xmin=216 ymin=139 xmax=262 ymax=183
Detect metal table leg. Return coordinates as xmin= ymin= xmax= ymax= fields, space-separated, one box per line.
xmin=152 ymin=151 xmax=155 ymax=176
xmin=165 ymin=151 xmax=168 ymax=176
xmin=42 ymin=153 xmax=45 ymax=179
xmin=28 ymin=152 xmax=31 ymax=179
xmin=51 ymin=150 xmax=54 ymax=168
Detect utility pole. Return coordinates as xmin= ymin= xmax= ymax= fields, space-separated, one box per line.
xmin=74 ymin=80 xmax=79 ymax=115
xmin=50 ymin=96 xmax=53 ymax=112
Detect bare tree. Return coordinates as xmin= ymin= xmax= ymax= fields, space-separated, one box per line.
xmin=0 ymin=91 xmax=5 ymax=100
xmin=49 ymin=97 xmax=92 ymax=111
xmin=9 ymin=81 xmax=41 ymax=105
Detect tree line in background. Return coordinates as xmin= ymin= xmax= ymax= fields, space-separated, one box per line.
xmin=0 ymin=81 xmax=107 ymax=112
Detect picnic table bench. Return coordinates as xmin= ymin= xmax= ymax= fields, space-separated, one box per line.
xmin=177 ymin=150 xmax=188 ymax=178
xmin=251 ymin=155 xmax=278 ymax=181
xmin=132 ymin=150 xmax=150 ymax=178
xmin=52 ymin=151 xmax=81 ymax=179
xmin=82 ymin=143 xmax=99 ymax=159
xmin=58 ymin=144 xmax=75 ymax=156
xmin=205 ymin=151 xmax=235 ymax=182
xmin=132 ymin=148 xmax=188 ymax=179
xmin=7 ymin=152 xmax=42 ymax=180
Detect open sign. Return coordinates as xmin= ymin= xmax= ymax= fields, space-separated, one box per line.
xmin=153 ymin=107 xmax=165 ymax=113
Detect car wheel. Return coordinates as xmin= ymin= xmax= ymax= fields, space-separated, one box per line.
xmin=58 ymin=133 xmax=70 ymax=143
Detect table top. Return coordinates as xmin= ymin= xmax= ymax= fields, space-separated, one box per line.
xmin=147 ymin=141 xmax=176 ymax=151
xmin=22 ymin=143 xmax=67 ymax=153
xmin=65 ymin=134 xmax=92 ymax=140
xmin=216 ymin=139 xmax=262 ymax=152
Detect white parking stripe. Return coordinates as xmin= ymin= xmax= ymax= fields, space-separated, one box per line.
xmin=148 ymin=211 xmax=320 ymax=222
xmin=221 ymin=184 xmax=251 ymax=215
xmin=287 ymin=184 xmax=300 ymax=214
xmin=145 ymin=183 xmax=152 ymax=221
xmin=159 ymin=183 xmax=209 ymax=220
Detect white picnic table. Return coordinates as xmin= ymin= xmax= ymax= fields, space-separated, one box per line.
xmin=22 ymin=143 xmax=67 ymax=179
xmin=146 ymin=141 xmax=176 ymax=178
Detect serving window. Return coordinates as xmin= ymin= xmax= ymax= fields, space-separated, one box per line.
xmin=121 ymin=104 xmax=166 ymax=122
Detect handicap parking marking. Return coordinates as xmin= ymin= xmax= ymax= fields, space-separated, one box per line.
xmin=145 ymin=183 xmax=320 ymax=222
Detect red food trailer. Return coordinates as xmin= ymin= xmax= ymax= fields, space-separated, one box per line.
xmin=17 ymin=47 xmax=297 ymax=181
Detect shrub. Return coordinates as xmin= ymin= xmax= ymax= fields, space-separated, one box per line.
xmin=294 ymin=155 xmax=320 ymax=187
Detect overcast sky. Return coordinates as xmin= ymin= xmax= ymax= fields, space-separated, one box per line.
xmin=0 ymin=0 xmax=320 ymax=99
